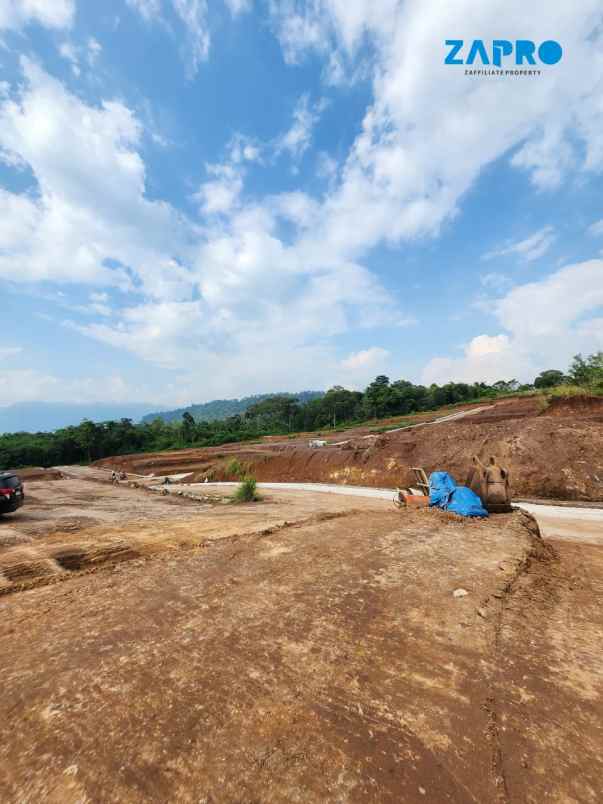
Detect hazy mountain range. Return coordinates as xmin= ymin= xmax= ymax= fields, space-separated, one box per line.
xmin=0 ymin=392 xmax=324 ymax=434
xmin=141 ymin=391 xmax=323 ymax=424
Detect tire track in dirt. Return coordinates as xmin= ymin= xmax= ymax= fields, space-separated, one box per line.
xmin=481 ymin=511 xmax=553 ymax=803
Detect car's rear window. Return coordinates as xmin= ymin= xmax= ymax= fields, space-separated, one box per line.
xmin=0 ymin=476 xmax=20 ymax=489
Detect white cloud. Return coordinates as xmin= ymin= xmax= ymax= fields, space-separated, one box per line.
xmin=588 ymin=218 xmax=603 ymax=237
xmin=87 ymin=37 xmax=102 ymax=64
xmin=341 ymin=347 xmax=389 ymax=370
xmin=0 ymin=0 xmax=74 ymax=31
xmin=482 ymin=226 xmax=556 ymax=263
xmin=172 ymin=0 xmax=210 ymax=74
xmin=423 ymin=259 xmax=603 ymax=384
xmin=224 ymin=0 xmax=252 ymax=14
xmin=510 ymin=124 xmax=575 ymax=190
xmin=480 ymin=272 xmax=511 ymax=292
xmin=126 ymin=0 xmax=162 ymax=21
xmin=465 ymin=334 xmax=511 ymax=359
xmin=0 ymin=62 xmax=399 ymax=404
xmin=195 ymin=163 xmax=243 ymax=216
xmin=277 ymin=94 xmax=327 ymax=161
xmin=0 ymin=60 xmax=191 ymax=295
xmin=128 ymin=0 xmax=210 ymax=76
xmin=59 ymin=41 xmax=80 ymax=76
xmin=0 ymin=369 xmax=144 ymax=406
xmin=268 ymin=0 xmax=603 ymax=257
xmin=229 ymin=133 xmax=262 ymax=164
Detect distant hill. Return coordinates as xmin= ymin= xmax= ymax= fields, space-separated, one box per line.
xmin=0 ymin=402 xmax=154 ymax=434
xmin=142 ymin=391 xmax=324 ymax=424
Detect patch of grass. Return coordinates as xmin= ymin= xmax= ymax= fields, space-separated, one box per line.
xmin=546 ymin=384 xmax=600 ymax=398
xmin=231 ymin=476 xmax=261 ymax=503
xmin=225 ymin=458 xmax=250 ymax=479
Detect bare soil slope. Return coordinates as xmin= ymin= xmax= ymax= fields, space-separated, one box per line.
xmin=96 ymin=396 xmax=603 ymax=501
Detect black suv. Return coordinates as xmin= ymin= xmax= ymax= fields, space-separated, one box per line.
xmin=0 ymin=472 xmax=25 ymax=515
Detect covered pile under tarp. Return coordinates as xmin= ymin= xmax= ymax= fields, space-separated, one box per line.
xmin=429 ymin=471 xmax=488 ymax=518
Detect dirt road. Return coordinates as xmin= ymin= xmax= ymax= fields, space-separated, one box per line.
xmin=0 ymin=476 xmax=601 ymax=802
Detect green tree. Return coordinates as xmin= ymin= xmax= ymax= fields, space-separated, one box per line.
xmin=364 ymin=376 xmax=392 ymax=418
xmin=76 ymin=419 xmax=100 ymax=463
xmin=568 ymin=352 xmax=603 ymax=388
xmin=181 ymin=411 xmax=196 ymax=444
xmin=534 ymin=369 xmax=566 ymax=389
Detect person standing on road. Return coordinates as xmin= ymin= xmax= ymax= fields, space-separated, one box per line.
xmin=111 ymin=471 xmax=118 ymax=485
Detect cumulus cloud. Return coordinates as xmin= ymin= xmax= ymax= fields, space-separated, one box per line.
xmin=269 ymin=0 xmax=603 ymax=254
xmin=482 ymin=226 xmax=556 ymax=263
xmin=341 ymin=347 xmax=389 ymax=370
xmin=195 ymin=163 xmax=243 ymax=216
xmin=0 ymin=60 xmax=192 ymax=295
xmin=0 ymin=61 xmax=400 ymax=403
xmin=423 ymin=259 xmax=603 ymax=384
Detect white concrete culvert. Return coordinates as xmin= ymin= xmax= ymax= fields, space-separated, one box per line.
xmin=372 ymin=404 xmax=492 ymax=435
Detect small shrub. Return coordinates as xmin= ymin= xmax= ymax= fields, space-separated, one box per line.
xmin=232 ymin=476 xmax=260 ymax=503
xmin=225 ymin=458 xmax=250 ymax=479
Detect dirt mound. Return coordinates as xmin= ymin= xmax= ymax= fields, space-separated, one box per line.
xmin=453 ymin=395 xmax=543 ymax=423
xmin=541 ymin=394 xmax=603 ymax=420
xmin=210 ymin=417 xmax=603 ymax=501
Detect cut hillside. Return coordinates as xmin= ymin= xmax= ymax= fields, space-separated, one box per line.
xmin=95 ymin=395 xmax=603 ymax=502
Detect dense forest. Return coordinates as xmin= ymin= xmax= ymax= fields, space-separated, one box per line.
xmin=141 ymin=391 xmax=324 ymax=424
xmin=1 ymin=352 xmax=601 ymax=470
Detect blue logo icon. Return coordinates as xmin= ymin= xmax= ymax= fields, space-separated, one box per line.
xmin=445 ymin=40 xmax=562 ymax=67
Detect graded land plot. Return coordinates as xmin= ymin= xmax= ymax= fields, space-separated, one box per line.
xmin=0 ymin=476 xmax=390 ymax=594
xmin=0 ymin=476 xmax=602 ymax=803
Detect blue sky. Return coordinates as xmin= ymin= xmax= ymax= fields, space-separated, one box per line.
xmin=0 ymin=0 xmax=602 ymax=408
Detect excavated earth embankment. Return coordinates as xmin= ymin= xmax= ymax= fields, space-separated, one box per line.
xmin=96 ymin=396 xmax=603 ymax=501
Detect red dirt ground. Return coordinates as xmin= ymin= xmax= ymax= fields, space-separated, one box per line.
xmin=2 ymin=475 xmax=602 ymax=803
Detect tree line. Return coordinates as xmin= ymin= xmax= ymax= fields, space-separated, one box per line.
xmin=1 ymin=351 xmax=601 ymax=470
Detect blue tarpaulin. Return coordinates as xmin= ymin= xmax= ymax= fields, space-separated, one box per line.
xmin=429 ymin=471 xmax=488 ymax=518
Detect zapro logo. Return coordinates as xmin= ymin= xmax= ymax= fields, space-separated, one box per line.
xmin=444 ymin=39 xmax=562 ymax=66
